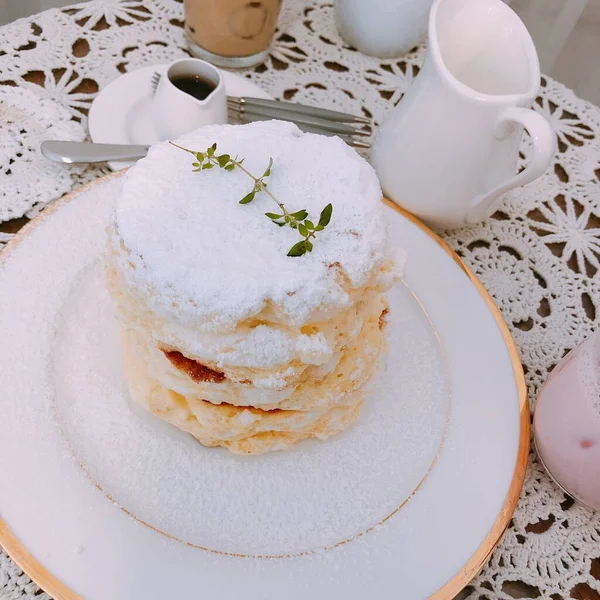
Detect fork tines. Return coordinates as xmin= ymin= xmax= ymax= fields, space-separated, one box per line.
xmin=227 ymin=96 xmax=370 ymax=125
xmin=229 ymin=111 xmax=371 ymax=150
xmin=227 ymin=96 xmax=372 ymax=148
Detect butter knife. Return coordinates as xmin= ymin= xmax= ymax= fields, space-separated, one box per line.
xmin=41 ymin=141 xmax=149 ymax=164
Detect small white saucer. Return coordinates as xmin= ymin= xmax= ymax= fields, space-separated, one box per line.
xmin=88 ymin=64 xmax=273 ymax=171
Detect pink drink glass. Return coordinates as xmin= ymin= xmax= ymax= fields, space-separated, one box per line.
xmin=534 ymin=333 xmax=600 ymax=510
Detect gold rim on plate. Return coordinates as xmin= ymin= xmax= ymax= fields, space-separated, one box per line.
xmin=0 ymin=176 xmax=529 ymax=600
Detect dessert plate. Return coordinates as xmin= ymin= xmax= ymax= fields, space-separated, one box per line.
xmin=88 ymin=64 xmax=272 ymax=171
xmin=0 ymin=173 xmax=528 ymax=600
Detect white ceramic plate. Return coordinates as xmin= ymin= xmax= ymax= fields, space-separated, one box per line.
xmin=88 ymin=64 xmax=272 ymax=171
xmin=0 ymin=174 xmax=528 ymax=600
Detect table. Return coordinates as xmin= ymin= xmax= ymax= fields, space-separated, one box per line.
xmin=1 ymin=1 xmax=599 ymax=598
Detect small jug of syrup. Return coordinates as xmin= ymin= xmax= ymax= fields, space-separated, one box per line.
xmin=152 ymin=58 xmax=227 ymax=140
xmin=170 ymin=73 xmax=216 ymax=101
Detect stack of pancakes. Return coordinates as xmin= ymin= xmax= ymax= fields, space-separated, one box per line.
xmin=107 ymin=121 xmax=401 ymax=454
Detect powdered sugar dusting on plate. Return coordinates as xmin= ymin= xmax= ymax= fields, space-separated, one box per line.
xmin=112 ymin=121 xmax=391 ymax=329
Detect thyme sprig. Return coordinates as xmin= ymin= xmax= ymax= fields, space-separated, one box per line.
xmin=170 ymin=141 xmax=333 ymax=257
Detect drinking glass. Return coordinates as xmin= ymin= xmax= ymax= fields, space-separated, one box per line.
xmin=534 ymin=332 xmax=600 ymax=510
xmin=184 ymin=0 xmax=282 ymax=68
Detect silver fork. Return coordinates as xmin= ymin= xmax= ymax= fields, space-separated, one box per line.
xmin=150 ymin=71 xmax=161 ymax=93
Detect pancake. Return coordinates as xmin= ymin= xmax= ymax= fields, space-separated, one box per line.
xmin=121 ymin=295 xmax=386 ymax=415
xmin=107 ymin=120 xmax=403 ymax=454
xmin=122 ymin=329 xmax=364 ymax=455
xmin=109 ymin=255 xmax=387 ymax=410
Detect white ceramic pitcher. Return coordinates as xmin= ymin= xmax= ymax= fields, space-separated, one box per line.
xmin=371 ymin=0 xmax=556 ymax=229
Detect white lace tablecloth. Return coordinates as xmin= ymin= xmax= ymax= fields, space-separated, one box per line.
xmin=1 ymin=1 xmax=599 ymax=598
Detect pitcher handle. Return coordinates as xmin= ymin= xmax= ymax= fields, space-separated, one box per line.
xmin=467 ymin=107 xmax=556 ymax=223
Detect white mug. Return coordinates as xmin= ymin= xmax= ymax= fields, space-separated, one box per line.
xmin=334 ymin=0 xmax=433 ymax=58
xmin=152 ymin=58 xmax=227 ymax=140
xmin=371 ymin=0 xmax=556 ymax=229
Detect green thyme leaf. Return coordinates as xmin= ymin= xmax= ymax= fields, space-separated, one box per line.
xmin=265 ymin=212 xmax=283 ymax=219
xmin=291 ymin=209 xmax=308 ymax=220
xmin=305 ymin=220 xmax=315 ymax=230
xmin=315 ymin=224 xmax=324 ymax=231
xmin=288 ymin=240 xmax=307 ymax=257
xmin=224 ymin=164 xmax=236 ymax=171
xmin=263 ymin=157 xmax=273 ymax=178
xmin=305 ymin=240 xmax=313 ymax=252
xmin=318 ymin=203 xmax=333 ymax=227
xmin=239 ymin=190 xmax=256 ymax=204
xmin=208 ymin=143 xmax=217 ymax=156
xmin=217 ymin=154 xmax=231 ymax=167
xmin=298 ymin=224 xmax=309 ymax=237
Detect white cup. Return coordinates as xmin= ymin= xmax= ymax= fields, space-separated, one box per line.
xmin=334 ymin=0 xmax=433 ymax=58
xmin=152 ymin=58 xmax=227 ymax=140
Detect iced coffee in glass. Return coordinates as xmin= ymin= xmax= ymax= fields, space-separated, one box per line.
xmin=184 ymin=0 xmax=282 ymax=68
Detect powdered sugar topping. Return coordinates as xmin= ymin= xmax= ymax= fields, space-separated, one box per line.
xmin=112 ymin=121 xmax=392 ymax=329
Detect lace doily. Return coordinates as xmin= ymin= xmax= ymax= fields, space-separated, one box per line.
xmin=0 ymin=1 xmax=599 ymax=598
xmin=0 ymin=86 xmax=85 ymax=222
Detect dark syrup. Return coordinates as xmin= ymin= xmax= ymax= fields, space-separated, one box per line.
xmin=170 ymin=74 xmax=216 ymax=100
